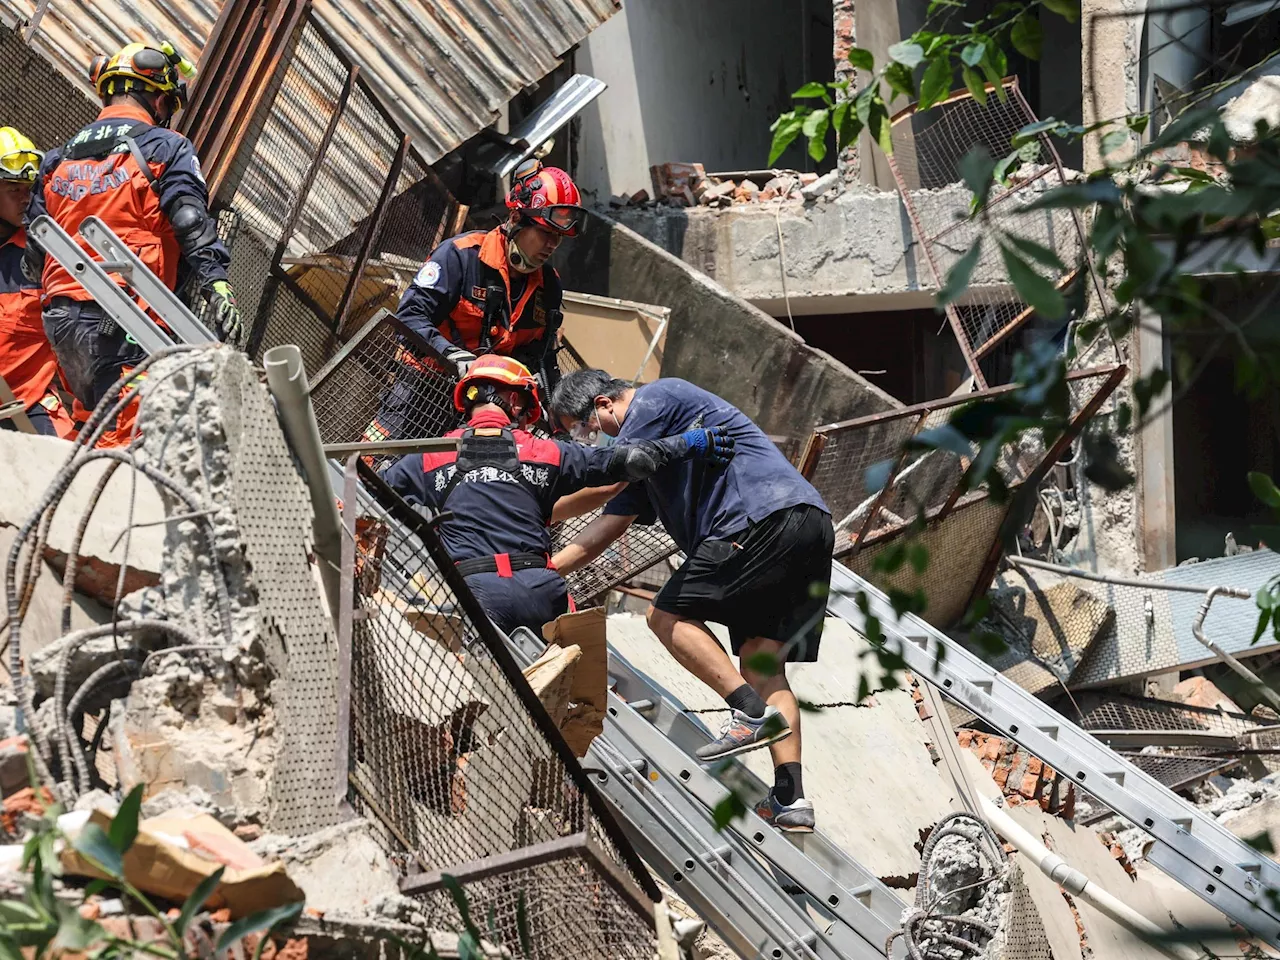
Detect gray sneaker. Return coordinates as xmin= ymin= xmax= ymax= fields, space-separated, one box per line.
xmin=695 ymin=706 xmax=791 ymax=761
xmin=755 ymin=789 xmax=815 ymax=833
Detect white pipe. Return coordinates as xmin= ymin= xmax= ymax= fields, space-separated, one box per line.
xmin=977 ymin=795 xmax=1206 ymax=960
xmin=1191 ymin=587 xmax=1280 ymax=713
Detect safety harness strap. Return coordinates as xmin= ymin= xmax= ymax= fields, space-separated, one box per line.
xmin=63 ymin=121 xmax=152 ymax=160
xmin=438 ymin=425 xmax=521 ymax=503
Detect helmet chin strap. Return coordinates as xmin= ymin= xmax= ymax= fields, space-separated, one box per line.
xmin=507 ymin=234 xmax=539 ymax=274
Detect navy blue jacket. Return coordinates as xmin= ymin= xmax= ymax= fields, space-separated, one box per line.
xmin=382 ymin=409 xmax=630 ymax=562
xmin=604 ymin=379 xmax=829 ymax=554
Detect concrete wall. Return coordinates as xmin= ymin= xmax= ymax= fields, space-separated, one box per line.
xmin=573 ymin=0 xmax=834 ymax=203
xmin=1082 ymin=0 xmax=1142 ymax=170
xmin=554 ymin=210 xmax=902 ymax=440
xmin=608 ymin=183 xmax=1082 ymax=314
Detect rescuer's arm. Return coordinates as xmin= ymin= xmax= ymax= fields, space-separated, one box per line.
xmin=554 ymin=426 xmax=735 ymax=495
xmin=379 ymin=454 xmax=435 ymax=508
xmin=157 ymin=140 xmax=240 ymax=345
xmin=397 ymin=246 xmax=470 ymax=374
xmin=550 ymin=512 xmax=637 ymax=576
xmin=551 ymin=482 xmax=627 ymax=523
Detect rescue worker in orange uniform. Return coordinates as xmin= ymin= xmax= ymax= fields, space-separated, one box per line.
xmin=0 ymin=127 xmax=73 ymax=437
xmin=364 ymin=160 xmax=583 ymax=441
xmin=23 ymin=41 xmax=241 ymax=447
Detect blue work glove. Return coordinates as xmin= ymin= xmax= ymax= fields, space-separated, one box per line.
xmin=680 ymin=425 xmax=735 ymax=467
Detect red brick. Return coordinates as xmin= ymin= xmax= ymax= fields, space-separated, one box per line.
xmin=1020 ymin=772 xmax=1042 ymax=797
xmin=957 ymin=730 xmax=975 ymax=748
xmin=981 ymin=739 xmax=1003 ymax=762
xmin=993 ymin=765 xmax=1010 ymax=788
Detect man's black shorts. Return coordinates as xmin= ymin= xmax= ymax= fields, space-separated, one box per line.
xmin=653 ymin=504 xmax=834 ymax=661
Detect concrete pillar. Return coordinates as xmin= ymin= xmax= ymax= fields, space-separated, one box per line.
xmin=1081 ymin=0 xmax=1143 ymax=171
xmin=832 ymin=0 xmax=860 ymax=183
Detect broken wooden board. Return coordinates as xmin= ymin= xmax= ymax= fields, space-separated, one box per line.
xmin=522 ymin=643 xmax=581 ymax=727
xmin=545 ymin=608 xmax=610 ymax=756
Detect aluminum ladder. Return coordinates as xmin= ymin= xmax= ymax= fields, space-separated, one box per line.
xmin=828 ymin=560 xmax=1280 ymax=947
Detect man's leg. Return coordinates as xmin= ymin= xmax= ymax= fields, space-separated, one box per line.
xmin=646 ymin=606 xmax=791 ymax=760
xmin=739 ymin=636 xmax=801 ymax=769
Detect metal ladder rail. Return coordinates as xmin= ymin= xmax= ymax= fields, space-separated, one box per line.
xmin=504 ymin=628 xmax=890 ymax=960
xmin=28 ymin=216 xmax=175 ymax=353
xmin=827 ymin=560 xmax=1280 ymax=946
xmin=604 ymin=646 xmax=909 ymax=935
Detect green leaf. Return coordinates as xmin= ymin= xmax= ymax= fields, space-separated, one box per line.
xmin=1042 ymin=0 xmax=1079 ymax=21
xmin=52 ymin=903 xmax=103 ymax=953
xmin=1207 ymin=120 xmax=1231 ymax=161
xmin=919 ymin=56 xmax=952 ymax=111
xmin=888 ymin=41 xmax=925 ymax=67
xmin=870 ymin=100 xmax=895 ymax=156
xmin=108 ymin=785 xmax=143 ymax=857
xmin=516 ymin=892 xmax=533 ymax=956
xmin=1100 ymin=129 xmax=1128 ymax=157
xmin=962 ymin=65 xmax=987 ymax=106
xmin=937 ymin=238 xmax=983 ymax=308
xmin=980 ymin=46 xmax=1007 ymax=101
xmin=215 ymin=902 xmax=304 ymax=953
xmin=743 ymin=651 xmax=779 ymax=677
xmin=907 ymin=542 xmax=929 ymax=574
xmin=768 ymin=113 xmax=804 ymax=166
xmin=712 ymin=790 xmax=747 ymax=830
xmin=176 ymin=866 xmax=225 ymax=937
xmin=958 ymin=146 xmax=996 ymax=206
xmin=71 ymin=824 xmax=123 ymax=880
xmin=802 ymin=108 xmax=830 ymax=162
xmin=885 ymin=62 xmax=915 ymax=102
xmin=910 ymin=424 xmax=975 ymax=459
xmin=1254 ymin=608 xmax=1273 ymax=646
xmin=792 ymin=82 xmax=830 ymax=100
xmin=1017 ymin=139 xmax=1041 ymax=163
xmin=1005 ymin=234 xmax=1066 ymax=272
xmin=1012 ymin=119 xmax=1061 ymax=147
xmin=1023 ymin=180 xmax=1123 ymax=211
xmin=1249 ymin=472 xmax=1280 ymax=509
xmin=1126 ymin=114 xmax=1149 ymax=135
xmin=1001 ymin=246 xmax=1065 ymax=318
xmin=961 ymin=42 xmax=985 ymax=67
xmin=0 ymin=933 xmax=24 ymax=960
xmin=848 ymin=47 xmax=875 ymax=71
xmin=1011 ymin=16 xmax=1043 ymax=59
xmin=994 ymin=150 xmax=1021 ymax=184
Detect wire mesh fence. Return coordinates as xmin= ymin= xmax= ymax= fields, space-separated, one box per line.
xmin=889 ymin=78 xmax=1101 ymax=387
xmin=1069 ymin=692 xmax=1278 ymax=737
xmin=343 ymin=463 xmax=658 ymax=957
xmin=212 ymin=15 xmax=466 ymax=375
xmin=797 ymin=365 xmax=1126 ymax=560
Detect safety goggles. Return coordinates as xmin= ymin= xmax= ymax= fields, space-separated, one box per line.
xmin=0 ymin=149 xmax=41 ymax=182
xmin=569 ymin=413 xmax=600 ymax=445
xmin=530 ymin=204 xmax=585 ymax=237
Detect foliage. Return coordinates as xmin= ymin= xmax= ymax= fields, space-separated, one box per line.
xmin=0 ymin=785 xmax=303 ymax=960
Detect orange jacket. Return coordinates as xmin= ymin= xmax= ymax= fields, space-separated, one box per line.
xmin=0 ymin=227 xmax=57 ymax=407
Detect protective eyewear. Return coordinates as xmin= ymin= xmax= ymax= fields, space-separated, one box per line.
xmin=533 ymin=204 xmax=584 ymax=237
xmin=0 ymin=149 xmax=41 ymax=182
xmin=569 ymin=413 xmax=600 ymax=445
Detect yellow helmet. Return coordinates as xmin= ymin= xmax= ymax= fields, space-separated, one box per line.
xmin=88 ymin=41 xmax=194 ymax=107
xmin=0 ymin=127 xmax=42 ymax=183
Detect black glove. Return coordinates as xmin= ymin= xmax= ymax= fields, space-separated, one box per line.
xmin=445 ymin=348 xmax=477 ymax=379
xmin=207 ymin=279 xmax=246 ymax=349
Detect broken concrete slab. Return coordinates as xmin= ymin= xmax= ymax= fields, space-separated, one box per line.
xmin=0 ymin=526 xmax=110 ymax=677
xmin=0 ymin=432 xmax=166 ymax=604
xmin=251 ymin=819 xmax=399 ymax=918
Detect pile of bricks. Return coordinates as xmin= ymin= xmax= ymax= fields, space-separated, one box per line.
xmin=957 ymin=728 xmax=1076 ymax=816
xmin=640 ymin=162 xmax=820 ymax=208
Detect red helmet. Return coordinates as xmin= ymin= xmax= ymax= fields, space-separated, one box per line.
xmin=505 ymin=160 xmax=585 ymax=237
xmin=452 ymin=354 xmax=544 ymax=424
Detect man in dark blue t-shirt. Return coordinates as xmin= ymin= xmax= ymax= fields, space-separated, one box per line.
xmin=549 ymin=370 xmax=835 ymax=833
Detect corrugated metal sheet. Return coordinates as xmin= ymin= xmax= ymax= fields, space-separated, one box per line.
xmin=1 ymin=0 xmax=617 ymax=166
xmin=311 ymin=0 xmax=618 ymax=162
xmin=0 ymin=0 xmax=219 ymax=102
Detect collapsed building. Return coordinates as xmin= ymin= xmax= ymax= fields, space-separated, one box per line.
xmin=1 ymin=0 xmax=1280 ymax=958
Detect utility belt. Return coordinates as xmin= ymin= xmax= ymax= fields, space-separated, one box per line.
xmin=455 ymin=552 xmax=553 ymax=578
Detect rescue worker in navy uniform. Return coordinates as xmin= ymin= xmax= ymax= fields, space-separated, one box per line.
xmin=0 ymin=126 xmax=74 ymax=437
xmin=23 ymin=41 xmax=241 ymax=447
xmin=549 ymin=369 xmax=836 ymax=834
xmin=379 ymin=355 xmax=734 ymax=634
xmin=364 ymin=161 xmax=583 ymax=442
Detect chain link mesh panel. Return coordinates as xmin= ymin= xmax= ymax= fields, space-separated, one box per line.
xmin=1070 ymin=692 xmax=1277 ymax=737
xmin=344 ymin=465 xmax=657 ymax=958
xmin=800 ymin=366 xmax=1124 ymax=559
xmin=212 ymin=16 xmax=464 ymax=375
xmin=889 ymin=79 xmax=1098 ymax=387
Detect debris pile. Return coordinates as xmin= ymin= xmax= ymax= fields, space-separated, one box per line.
xmin=615 ymin=161 xmax=832 ymax=209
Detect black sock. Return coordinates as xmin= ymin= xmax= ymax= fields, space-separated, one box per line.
xmin=725 ymin=683 xmax=768 ymax=719
xmin=774 ymin=762 xmax=803 ymax=805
